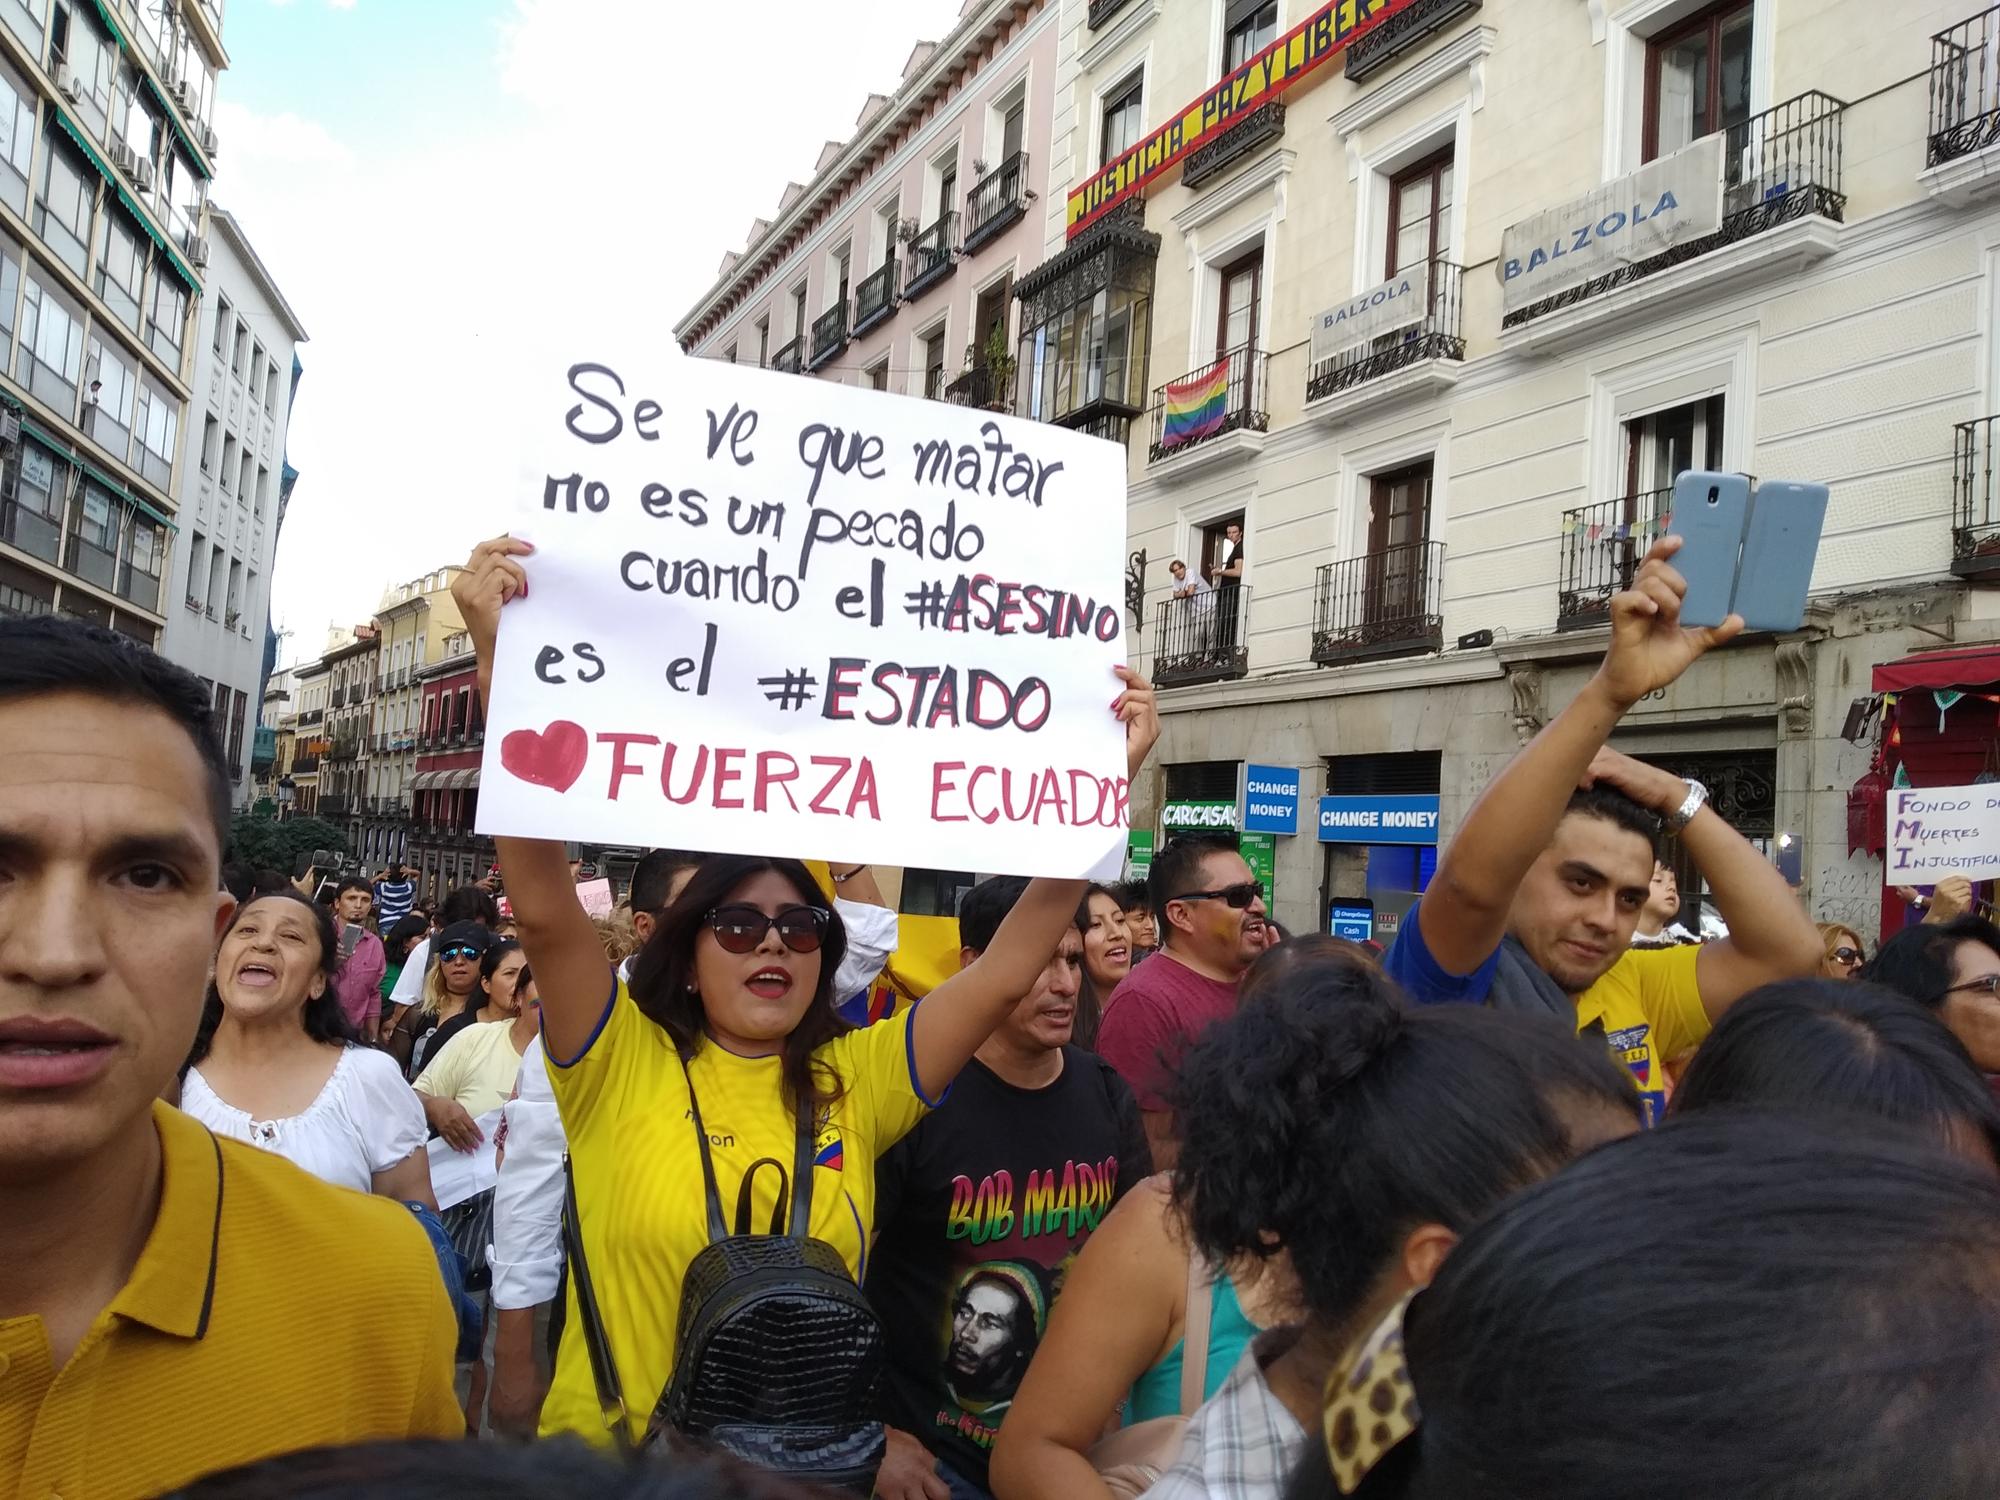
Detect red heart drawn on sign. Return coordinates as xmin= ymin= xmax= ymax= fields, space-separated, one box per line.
xmin=500 ymin=721 xmax=589 ymax=793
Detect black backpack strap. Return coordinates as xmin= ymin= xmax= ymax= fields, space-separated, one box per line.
xmin=678 ymin=1052 xmax=730 ymax=1245
xmin=560 ymin=1153 xmax=631 ymax=1451
xmin=734 ymin=1157 xmax=792 ymax=1237
xmin=790 ymin=1084 xmax=816 ymax=1238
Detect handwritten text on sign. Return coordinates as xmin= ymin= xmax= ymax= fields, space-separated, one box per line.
xmin=476 ymin=356 xmax=1131 ymax=880
xmin=1887 ymin=783 xmax=2000 ymax=883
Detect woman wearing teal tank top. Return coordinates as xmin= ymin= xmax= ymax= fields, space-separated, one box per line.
xmin=987 ymin=1174 xmax=1296 ymax=1499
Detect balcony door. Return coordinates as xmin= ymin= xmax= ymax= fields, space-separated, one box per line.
xmin=1624 ymin=395 xmax=1724 ymax=520
xmin=1388 ymin=149 xmax=1454 ymax=277
xmin=1365 ymin=462 xmax=1433 ymax=627
xmin=1216 ymin=246 xmax=1261 ymax=361
xmin=1644 ymin=0 xmax=1754 ymax=160
xmin=1001 ymin=97 xmax=1025 ymax=164
xmin=1224 ymin=0 xmax=1278 ymax=71
xmin=974 ymin=275 xmax=1011 ymax=368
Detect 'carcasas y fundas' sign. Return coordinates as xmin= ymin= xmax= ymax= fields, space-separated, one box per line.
xmin=1311 ymin=261 xmax=1430 ymax=364
xmin=1498 ymin=135 xmax=1724 ymax=314
xmin=1065 ymin=0 xmax=1416 ymax=238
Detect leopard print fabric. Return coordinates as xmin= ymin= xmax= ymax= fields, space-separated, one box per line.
xmin=1322 ymin=1290 xmax=1420 ymax=1495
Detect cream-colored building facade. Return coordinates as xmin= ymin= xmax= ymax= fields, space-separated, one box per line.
xmin=1027 ymin=0 xmax=2000 ymax=938
xmin=362 ymin=566 xmax=464 ymax=868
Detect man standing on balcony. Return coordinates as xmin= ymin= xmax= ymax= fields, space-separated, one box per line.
xmin=1207 ymin=523 xmax=1245 ymax=656
xmin=1168 ymin=559 xmax=1214 ymax=658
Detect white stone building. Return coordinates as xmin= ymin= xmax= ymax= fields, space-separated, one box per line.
xmin=159 ymin=206 xmax=305 ymax=805
xmin=1013 ymin=0 xmax=2000 ymax=941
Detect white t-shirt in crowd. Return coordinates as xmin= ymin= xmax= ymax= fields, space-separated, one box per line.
xmin=183 ymin=1045 xmax=427 ymax=1195
xmin=390 ymin=935 xmax=432 ymax=1006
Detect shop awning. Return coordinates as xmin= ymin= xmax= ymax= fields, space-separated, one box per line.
xmin=407 ymin=771 xmax=441 ymax=791
xmin=1872 ymin=645 xmax=2000 ymax=694
xmin=140 ymin=74 xmax=215 ymax=180
xmin=49 ymin=104 xmax=202 ymax=293
xmin=446 ymin=768 xmax=481 ymax=790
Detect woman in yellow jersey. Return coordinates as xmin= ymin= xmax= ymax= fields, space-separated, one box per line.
xmin=449 ymin=536 xmax=1161 ymax=1449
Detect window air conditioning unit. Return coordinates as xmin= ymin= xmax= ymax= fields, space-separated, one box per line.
xmin=54 ymin=62 xmax=80 ymax=102
xmin=0 ymin=410 xmax=20 ymax=447
xmin=172 ymin=79 xmax=193 ymax=112
xmin=199 ymin=121 xmax=217 ymax=157
xmin=187 ymin=234 xmax=209 ymax=268
xmin=132 ymin=157 xmax=155 ymax=191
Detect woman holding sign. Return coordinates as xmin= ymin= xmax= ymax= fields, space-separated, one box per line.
xmin=450 ymin=536 xmax=1160 ymax=1481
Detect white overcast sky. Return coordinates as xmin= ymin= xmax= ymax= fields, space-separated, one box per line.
xmin=216 ymin=0 xmax=968 ymax=662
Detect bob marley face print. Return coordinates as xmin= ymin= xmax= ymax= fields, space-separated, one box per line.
xmin=943 ymin=1261 xmax=1048 ymax=1411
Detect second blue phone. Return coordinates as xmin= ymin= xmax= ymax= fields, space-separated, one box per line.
xmin=1668 ymin=470 xmax=1751 ymax=629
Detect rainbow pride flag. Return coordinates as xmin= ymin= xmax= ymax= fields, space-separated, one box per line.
xmin=1161 ymin=358 xmax=1231 ymax=449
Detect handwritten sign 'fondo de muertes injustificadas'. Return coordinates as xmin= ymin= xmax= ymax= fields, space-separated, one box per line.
xmin=476 ymin=355 xmax=1132 ymax=881
xmin=1887 ymin=783 xmax=2000 ymax=884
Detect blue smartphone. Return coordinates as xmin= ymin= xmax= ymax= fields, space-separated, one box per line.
xmin=1734 ymin=480 xmax=1829 ymax=633
xmin=1668 ymin=470 xmax=1751 ymax=629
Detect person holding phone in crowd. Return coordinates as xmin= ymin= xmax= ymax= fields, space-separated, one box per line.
xmin=448 ymin=536 xmax=1161 ymax=1458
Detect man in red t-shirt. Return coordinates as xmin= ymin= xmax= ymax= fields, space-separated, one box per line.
xmin=1096 ymin=834 xmax=1267 ymax=1168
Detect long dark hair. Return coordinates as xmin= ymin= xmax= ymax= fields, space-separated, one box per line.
xmin=1672 ymin=978 xmax=2000 ymax=1154
xmin=1294 ymin=1114 xmax=2000 ymax=1500
xmin=473 ymin=938 xmax=523 ymax=1021
xmin=186 ymin=891 xmax=349 ymax=1069
xmin=626 ymin=855 xmax=852 ymax=1111
xmin=1173 ymin=968 xmax=1642 ymax=1342
xmin=1070 ymin=882 xmax=1122 ymax=1052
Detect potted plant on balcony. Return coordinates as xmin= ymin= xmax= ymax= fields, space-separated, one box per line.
xmin=962 ymin=324 xmax=1017 ymax=413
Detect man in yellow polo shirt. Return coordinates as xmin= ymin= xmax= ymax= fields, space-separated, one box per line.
xmin=0 ymin=617 xmax=460 ymax=1500
xmin=1383 ymin=540 xmax=1822 ymax=1119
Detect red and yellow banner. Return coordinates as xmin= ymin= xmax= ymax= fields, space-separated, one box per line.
xmin=1065 ymin=0 xmax=1416 ymax=238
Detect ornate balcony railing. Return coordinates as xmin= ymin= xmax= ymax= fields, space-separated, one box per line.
xmin=1313 ymin=540 xmax=1446 ymax=666
xmin=1307 ymin=260 xmax=1466 ymax=402
xmin=1930 ymin=6 xmax=2000 ymax=166
xmin=1155 ymin=583 xmax=1251 ymax=689
xmin=1556 ymin=491 xmax=1673 ymax=630
xmin=945 ymin=363 xmax=1014 ymax=411
xmin=853 ymin=260 xmax=899 ymax=334
xmin=904 ymin=212 xmax=958 ymax=298
xmin=1953 ymin=416 xmax=2000 ymax=578
xmin=771 ymin=336 xmax=804 ymax=374
xmin=809 ymin=303 xmax=849 ymax=370
xmin=1347 ymin=0 xmax=1482 ymax=81
xmin=1181 ymin=102 xmax=1287 ymax=190
xmin=964 ymin=151 xmax=1030 ymax=252
xmin=1504 ymin=91 xmax=1846 ymax=329
xmin=1147 ymin=345 xmax=1268 ymax=464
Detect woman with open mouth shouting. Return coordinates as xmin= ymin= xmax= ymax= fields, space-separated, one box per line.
xmin=180 ymin=890 xmax=436 ymax=1209
xmin=449 ymin=535 xmax=1162 ymax=1479
xmin=1076 ymin=884 xmax=1135 ymax=1050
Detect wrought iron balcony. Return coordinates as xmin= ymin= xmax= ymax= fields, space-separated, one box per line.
xmin=808 ymin=303 xmax=848 ymax=370
xmin=1088 ymin=0 xmax=1135 ymax=26
xmin=771 ymin=336 xmax=804 ymax=374
xmin=853 ymin=260 xmax=899 ymax=335
xmin=1182 ymin=102 xmax=1287 ymax=191
xmin=1307 ymin=260 xmax=1467 ymax=403
xmin=1347 ymin=0 xmax=1482 ymax=81
xmin=1556 ymin=491 xmax=1673 ymax=630
xmin=1155 ymin=583 xmax=1251 ymax=689
xmin=1313 ymin=541 xmax=1445 ymax=666
xmin=964 ymin=151 xmax=1030 ymax=253
xmin=1931 ymin=7 xmax=2000 ymax=166
xmin=1953 ymin=416 xmax=2000 ymax=578
xmin=945 ymin=363 xmax=1014 ymax=411
xmin=1504 ymin=91 xmax=1846 ymax=330
xmin=903 ymin=212 xmax=958 ymax=298
xmin=1147 ymin=345 xmax=1268 ymax=464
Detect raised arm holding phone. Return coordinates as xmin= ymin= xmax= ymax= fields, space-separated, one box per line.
xmin=1383 ymin=536 xmax=1822 ymax=1120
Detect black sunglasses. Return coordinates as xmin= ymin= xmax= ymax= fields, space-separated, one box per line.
xmin=1831 ymin=946 xmax=1863 ymax=966
xmin=1169 ymin=881 xmax=1265 ymax=909
xmin=705 ymin=903 xmax=830 ymax=955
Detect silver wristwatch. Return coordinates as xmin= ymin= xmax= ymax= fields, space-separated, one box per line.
xmin=1664 ymin=778 xmax=1708 ymax=833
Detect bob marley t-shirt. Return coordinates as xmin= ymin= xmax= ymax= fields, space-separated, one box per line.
xmin=863 ymin=1050 xmax=1151 ymax=1487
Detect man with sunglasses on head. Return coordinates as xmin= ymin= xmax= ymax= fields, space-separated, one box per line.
xmin=1382 ymin=540 xmax=1822 ymax=1123
xmin=1095 ymin=833 xmax=1267 ymax=1170
xmin=867 ymin=875 xmax=1150 ymax=1500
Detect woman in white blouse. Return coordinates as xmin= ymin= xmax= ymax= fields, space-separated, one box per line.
xmin=181 ymin=890 xmax=436 ymax=1207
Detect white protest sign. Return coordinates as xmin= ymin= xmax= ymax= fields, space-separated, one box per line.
xmin=1498 ymin=133 xmax=1724 ymax=314
xmin=1310 ymin=261 xmax=1429 ymax=364
xmin=476 ymin=354 xmax=1131 ymax=880
xmin=1886 ymin=782 xmax=2000 ymax=883
xmin=575 ymin=877 xmax=614 ymax=918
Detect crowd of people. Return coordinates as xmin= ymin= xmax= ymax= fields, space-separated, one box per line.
xmin=7 ymin=531 xmax=2000 ymax=1500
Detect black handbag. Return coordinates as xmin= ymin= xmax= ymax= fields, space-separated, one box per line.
xmin=561 ymin=1062 xmax=887 ymax=1493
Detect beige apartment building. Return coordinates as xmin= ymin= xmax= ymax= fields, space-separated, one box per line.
xmin=1013 ymin=0 xmax=2000 ymax=940
xmin=288 ymin=654 xmax=326 ymax=819
xmin=356 ymin=565 xmax=464 ymax=868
